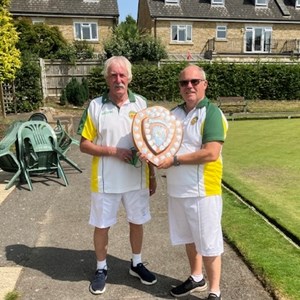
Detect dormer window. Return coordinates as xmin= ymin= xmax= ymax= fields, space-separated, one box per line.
xmin=212 ymin=0 xmax=224 ymax=6
xmin=165 ymin=0 xmax=179 ymax=4
xmin=255 ymin=0 xmax=268 ymax=7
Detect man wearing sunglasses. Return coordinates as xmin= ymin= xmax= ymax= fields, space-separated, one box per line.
xmin=158 ymin=65 xmax=228 ymax=300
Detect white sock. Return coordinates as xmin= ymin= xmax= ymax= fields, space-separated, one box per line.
xmin=97 ymin=259 xmax=107 ymax=270
xmin=191 ymin=274 xmax=204 ymax=282
xmin=210 ymin=291 xmax=221 ymax=297
xmin=132 ymin=253 xmax=142 ymax=267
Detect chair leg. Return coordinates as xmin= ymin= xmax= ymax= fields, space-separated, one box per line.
xmin=60 ymin=156 xmax=82 ymax=173
xmin=24 ymin=171 xmax=33 ymax=191
xmin=20 ymin=168 xmax=33 ymax=191
xmin=5 ymin=170 xmax=21 ymax=190
xmin=57 ymin=162 xmax=69 ymax=186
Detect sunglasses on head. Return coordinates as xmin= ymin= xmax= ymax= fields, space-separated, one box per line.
xmin=179 ymin=79 xmax=205 ymax=87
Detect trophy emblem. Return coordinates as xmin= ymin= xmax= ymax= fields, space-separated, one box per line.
xmin=132 ymin=106 xmax=183 ymax=166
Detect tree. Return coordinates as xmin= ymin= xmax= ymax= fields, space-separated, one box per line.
xmin=15 ymin=19 xmax=68 ymax=58
xmin=103 ymin=15 xmax=167 ymax=62
xmin=15 ymin=19 xmax=95 ymax=62
xmin=0 ymin=0 xmax=21 ymax=82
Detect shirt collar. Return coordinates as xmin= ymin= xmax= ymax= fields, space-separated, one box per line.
xmin=177 ymin=96 xmax=209 ymax=111
xmin=102 ymin=89 xmax=136 ymax=104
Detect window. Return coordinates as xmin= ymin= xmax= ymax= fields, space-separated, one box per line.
xmin=245 ymin=26 xmax=272 ymax=53
xmin=74 ymin=22 xmax=98 ymax=41
xmin=165 ymin=0 xmax=179 ymax=4
xmin=212 ymin=0 xmax=224 ymax=5
xmin=32 ymin=18 xmax=45 ymax=24
xmin=216 ymin=25 xmax=227 ymax=40
xmin=171 ymin=25 xmax=192 ymax=42
xmin=296 ymin=0 xmax=300 ymax=8
xmin=255 ymin=0 xmax=268 ymax=7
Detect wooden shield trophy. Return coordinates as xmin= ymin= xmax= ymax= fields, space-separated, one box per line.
xmin=132 ymin=106 xmax=183 ymax=166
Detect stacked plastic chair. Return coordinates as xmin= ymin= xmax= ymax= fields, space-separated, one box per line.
xmin=17 ymin=121 xmax=69 ymax=191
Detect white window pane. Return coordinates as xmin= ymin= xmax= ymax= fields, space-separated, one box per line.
xmin=256 ymin=0 xmax=267 ymax=5
xmin=91 ymin=24 xmax=97 ymax=39
xmin=75 ymin=23 xmax=81 ymax=39
xmin=245 ymin=31 xmax=252 ymax=52
xmin=212 ymin=0 xmax=224 ymax=5
xmin=172 ymin=26 xmax=177 ymax=40
xmin=217 ymin=26 xmax=227 ymax=39
xmin=187 ymin=26 xmax=192 ymax=41
xmin=178 ymin=29 xmax=185 ymax=41
xmin=82 ymin=26 xmax=91 ymax=39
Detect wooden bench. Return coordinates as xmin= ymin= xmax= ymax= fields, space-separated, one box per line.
xmin=217 ymin=96 xmax=247 ymax=114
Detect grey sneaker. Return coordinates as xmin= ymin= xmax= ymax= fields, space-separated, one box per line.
xmin=129 ymin=261 xmax=157 ymax=285
xmin=207 ymin=293 xmax=222 ymax=300
xmin=89 ymin=269 xmax=107 ymax=295
xmin=170 ymin=276 xmax=207 ymax=297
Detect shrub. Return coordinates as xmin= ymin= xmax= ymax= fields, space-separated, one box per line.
xmin=13 ymin=52 xmax=43 ymax=112
xmin=63 ymin=78 xmax=87 ymax=106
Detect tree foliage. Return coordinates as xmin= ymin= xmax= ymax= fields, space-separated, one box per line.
xmin=103 ymin=16 xmax=167 ymax=62
xmin=14 ymin=52 xmax=43 ymax=112
xmin=15 ymin=19 xmax=68 ymax=58
xmin=0 ymin=0 xmax=21 ymax=82
xmin=15 ymin=19 xmax=94 ymax=62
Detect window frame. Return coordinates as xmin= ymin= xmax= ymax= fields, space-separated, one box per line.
xmin=244 ymin=26 xmax=272 ymax=53
xmin=255 ymin=0 xmax=268 ymax=7
xmin=212 ymin=0 xmax=225 ymax=6
xmin=216 ymin=25 xmax=227 ymax=40
xmin=32 ymin=17 xmax=45 ymax=24
xmin=296 ymin=0 xmax=300 ymax=8
xmin=165 ymin=0 xmax=179 ymax=4
xmin=74 ymin=21 xmax=98 ymax=41
xmin=171 ymin=24 xmax=192 ymax=43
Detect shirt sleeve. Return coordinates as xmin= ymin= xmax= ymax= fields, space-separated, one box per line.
xmin=202 ymin=104 xmax=228 ymax=144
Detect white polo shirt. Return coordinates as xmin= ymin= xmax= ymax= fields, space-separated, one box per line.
xmin=166 ymin=97 xmax=228 ymax=198
xmin=78 ymin=90 xmax=150 ymax=193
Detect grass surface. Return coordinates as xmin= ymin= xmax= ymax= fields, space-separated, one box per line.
xmin=222 ymin=191 xmax=300 ymax=300
xmin=222 ymin=118 xmax=300 ymax=300
xmin=222 ymin=119 xmax=300 ymax=241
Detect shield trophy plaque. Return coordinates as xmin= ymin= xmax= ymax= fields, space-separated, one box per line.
xmin=132 ymin=106 xmax=183 ymax=166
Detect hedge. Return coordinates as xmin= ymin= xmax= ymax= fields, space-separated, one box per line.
xmin=88 ymin=62 xmax=300 ymax=103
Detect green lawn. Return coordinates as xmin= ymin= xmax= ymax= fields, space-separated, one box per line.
xmin=222 ymin=118 xmax=300 ymax=300
xmin=223 ymin=118 xmax=300 ymax=241
xmin=222 ymin=191 xmax=300 ymax=300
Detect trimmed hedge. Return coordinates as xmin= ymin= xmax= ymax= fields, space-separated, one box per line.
xmin=88 ymin=62 xmax=300 ymax=103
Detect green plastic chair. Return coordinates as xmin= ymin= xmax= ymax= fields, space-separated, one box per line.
xmin=0 ymin=121 xmax=23 ymax=190
xmin=17 ymin=121 xmax=69 ymax=191
xmin=53 ymin=119 xmax=82 ymax=173
xmin=28 ymin=112 xmax=48 ymax=122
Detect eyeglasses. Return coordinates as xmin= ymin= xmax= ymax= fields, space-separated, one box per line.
xmin=179 ymin=79 xmax=205 ymax=87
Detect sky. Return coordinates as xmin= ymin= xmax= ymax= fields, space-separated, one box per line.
xmin=117 ymin=0 xmax=139 ymax=22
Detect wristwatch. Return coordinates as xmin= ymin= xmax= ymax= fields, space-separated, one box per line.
xmin=173 ymin=155 xmax=180 ymax=166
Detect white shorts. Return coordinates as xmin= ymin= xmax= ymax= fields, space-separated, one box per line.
xmin=89 ymin=189 xmax=151 ymax=228
xmin=168 ymin=195 xmax=224 ymax=256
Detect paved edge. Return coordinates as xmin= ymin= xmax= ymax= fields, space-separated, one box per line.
xmin=0 ymin=173 xmax=18 ymax=299
xmin=0 ymin=267 xmax=22 ymax=299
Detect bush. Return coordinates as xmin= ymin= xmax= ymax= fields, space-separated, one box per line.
xmin=62 ymin=78 xmax=87 ymax=106
xmin=13 ymin=52 xmax=43 ymax=112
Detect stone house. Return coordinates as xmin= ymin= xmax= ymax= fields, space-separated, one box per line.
xmin=9 ymin=0 xmax=119 ymax=53
xmin=137 ymin=0 xmax=300 ymax=62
